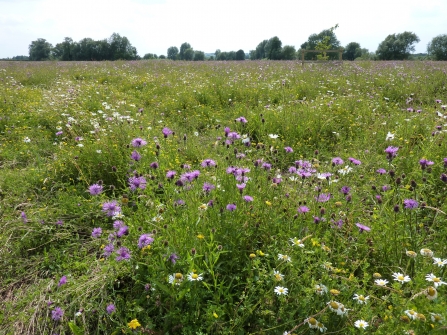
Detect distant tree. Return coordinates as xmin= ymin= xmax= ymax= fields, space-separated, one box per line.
xmin=300 ymin=27 xmax=341 ymax=60
xmin=249 ymin=50 xmax=256 ymax=60
xmin=217 ymin=51 xmax=228 ymax=61
xmin=29 ymin=38 xmax=53 ymax=61
xmin=12 ymin=55 xmax=29 ymax=60
xmin=427 ymin=34 xmax=447 ymax=60
xmin=167 ymin=46 xmax=179 ymax=60
xmin=179 ymin=42 xmax=192 ymax=60
xmin=214 ymin=49 xmax=221 ymax=60
xmin=227 ymin=51 xmax=236 ymax=60
xmin=158 ymin=55 xmax=166 ymax=59
xmin=253 ymin=40 xmax=268 ymax=59
xmin=264 ymin=37 xmax=282 ymax=60
xmin=53 ymin=37 xmax=74 ymax=61
xmin=235 ymin=49 xmax=245 ymax=60
xmin=343 ymin=42 xmax=362 ymax=61
xmin=183 ymin=48 xmax=194 ymax=61
xmin=108 ymin=33 xmax=138 ymax=60
xmin=281 ymin=45 xmax=296 ymax=60
xmin=143 ymin=53 xmax=158 ymax=59
xmin=208 ymin=56 xmax=215 ymax=60
xmin=193 ymin=50 xmax=205 ymax=61
xmin=376 ymin=32 xmax=420 ymax=60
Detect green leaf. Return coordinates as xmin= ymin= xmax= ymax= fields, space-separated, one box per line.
xmin=68 ymin=321 xmax=84 ymax=335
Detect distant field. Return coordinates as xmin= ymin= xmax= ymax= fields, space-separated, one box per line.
xmin=1 ymin=60 xmax=447 ymax=334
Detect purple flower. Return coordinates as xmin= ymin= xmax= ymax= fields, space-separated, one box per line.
xmin=116 ymin=226 xmax=129 ymax=238
xmin=224 ymin=127 xmax=231 ymax=136
xmin=202 ymin=182 xmax=215 ymax=193
xmin=356 ymin=223 xmax=371 ymax=233
xmin=106 ymin=304 xmax=116 ymax=314
xmin=349 ymin=157 xmax=361 ymax=165
xmin=404 ymin=199 xmax=419 ymax=209
xmin=340 ymin=186 xmax=351 ymax=195
xmin=332 ymin=219 xmax=343 ymax=229
xmin=332 ymin=157 xmax=344 ymax=165
xmin=227 ymin=131 xmax=240 ymax=140
xmin=116 ymin=247 xmax=131 ymax=261
xmin=441 ymin=173 xmax=447 ymax=183
xmin=162 ymin=127 xmax=173 ymax=138
xmin=113 ymin=220 xmax=124 ymax=229
xmin=236 ymin=183 xmax=246 ymax=191
xmin=168 ymin=253 xmax=179 ymax=264
xmin=243 ymin=195 xmax=253 ymax=202
xmin=284 ymin=146 xmax=293 ymax=153
xmin=298 ymin=206 xmax=310 ymax=214
xmin=288 ymin=166 xmax=297 ymax=173
xmin=313 ymin=216 xmax=325 ymax=224
xmin=376 ymin=168 xmax=387 ymax=175
xmin=384 ymin=146 xmax=399 ymax=159
xmin=261 ymin=162 xmax=272 ymax=170
xmin=51 ymin=307 xmax=64 ymax=321
xmin=316 ymin=193 xmax=331 ymax=202
xmin=226 ymin=204 xmax=237 ymax=212
xmin=419 ymin=159 xmax=434 ymax=169
xmin=443 ymin=158 xmax=447 ymax=167
xmin=128 ymin=176 xmax=147 ymax=191
xmin=174 ymin=199 xmax=185 ymax=206
xmin=138 ymin=234 xmax=154 ymax=248
xmin=20 ymin=211 xmax=28 ymax=224
xmin=56 ymin=131 xmax=63 ymax=136
xmin=166 ymin=170 xmax=177 ymax=179
xmin=58 ymin=276 xmax=67 ymax=287
xmin=130 ymin=151 xmax=141 ymax=161
xmin=102 ymin=201 xmax=121 ymax=217
xmin=272 ymin=177 xmax=282 ymax=184
xmin=131 ymin=138 xmax=147 ymax=147
xmin=235 ymin=116 xmax=248 ymax=123
xmin=103 ymin=243 xmax=115 ymax=258
xmin=88 ymin=184 xmax=103 ymax=195
xmin=92 ymin=227 xmax=102 ymax=238
xmin=56 ymin=220 xmax=63 ymax=226
xmin=150 ymin=162 xmax=159 ymax=169
xmin=382 ymin=185 xmax=391 ymax=192
xmin=201 ymin=159 xmax=217 ymax=167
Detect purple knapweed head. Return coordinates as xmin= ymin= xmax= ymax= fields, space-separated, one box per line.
xmin=332 ymin=157 xmax=344 ymax=166
xmin=102 ymin=201 xmax=121 ymax=217
xmin=384 ymin=146 xmax=399 ymax=160
xmin=88 ymin=183 xmax=103 ymax=195
xmin=356 ymin=223 xmax=371 ymax=233
xmin=298 ymin=206 xmax=310 ymax=214
xmin=56 ymin=131 xmax=63 ymax=136
xmin=138 ymin=234 xmax=154 ymax=249
xmin=116 ymin=225 xmax=129 ymax=238
xmin=20 ymin=211 xmax=28 ymax=224
xmin=202 ymin=182 xmax=215 ymax=193
xmin=284 ymin=146 xmax=293 ymax=153
xmin=201 ymin=159 xmax=217 ymax=167
xmin=115 ymin=247 xmax=131 ymax=261
xmin=419 ymin=159 xmax=434 ymax=170
xmin=103 ymin=243 xmax=115 ymax=258
xmin=243 ymin=195 xmax=253 ymax=202
xmin=92 ymin=227 xmax=102 ymax=238
xmin=106 ymin=304 xmax=116 ymax=314
xmin=404 ymin=199 xmax=419 ymax=209
xmin=168 ymin=253 xmax=179 ymax=264
xmin=316 ymin=193 xmax=331 ymax=202
xmin=162 ymin=127 xmax=173 ymax=138
xmin=376 ymin=168 xmax=387 ymax=175
xmin=235 ymin=116 xmax=248 ymax=123
xmin=130 ymin=151 xmax=141 ymax=161
xmin=441 ymin=173 xmax=447 ymax=183
xmin=348 ymin=157 xmax=361 ymax=165
xmin=340 ymin=186 xmax=351 ymax=195
xmin=131 ymin=138 xmax=147 ymax=147
xmin=51 ymin=307 xmax=64 ymax=321
xmin=150 ymin=162 xmax=159 ymax=169
xmin=128 ymin=176 xmax=147 ymax=191
xmin=58 ymin=276 xmax=67 ymax=287
xmin=226 ymin=203 xmax=237 ymax=212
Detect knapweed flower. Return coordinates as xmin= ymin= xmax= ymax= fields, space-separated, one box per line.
xmin=290 ymin=237 xmax=304 ymax=247
xmin=150 ymin=162 xmax=159 ymax=169
xmin=202 ymin=182 xmax=215 ymax=193
xmin=420 ymin=248 xmax=434 ymax=257
xmin=168 ymin=253 xmax=179 ymax=264
xmin=332 ymin=157 xmax=344 ymax=165
xmin=353 ymin=294 xmax=369 ymax=304
xmin=58 ymin=276 xmax=67 ymax=287
xmin=392 ymin=272 xmax=411 ymax=284
xmin=356 ymin=223 xmax=371 ymax=233
xmin=130 ymin=150 xmax=141 ymax=161
xmin=88 ymin=184 xmax=103 ymax=195
xmin=103 ymin=243 xmax=114 ymax=258
xmin=425 ymin=273 xmax=447 ymax=287
xmin=426 ymin=286 xmax=438 ymax=300
xmin=284 ymin=146 xmax=293 ymax=153
xmin=201 ymin=159 xmax=216 ymax=167
xmin=235 ymin=116 xmax=248 ymax=123
xmin=128 ymin=176 xmax=147 ymax=191
xmin=376 ymin=168 xmax=387 ymax=175
xmin=162 ymin=127 xmax=173 ymax=138
xmin=20 ymin=211 xmax=28 ymax=224
xmin=51 ymin=307 xmax=64 ymax=321
xmin=348 ymin=157 xmax=361 ymax=165
xmin=433 ymin=257 xmax=447 ymax=267
xmin=273 ymin=270 xmax=284 ymax=281
xmin=91 ymin=227 xmax=102 ymax=238
xmin=128 ymin=319 xmax=141 ymax=329
xmin=168 ymin=273 xmax=184 ymax=285
xmin=354 ymin=320 xmax=369 ymax=329
xmin=166 ymin=170 xmax=176 ymax=179
xmin=106 ymin=304 xmax=116 ymax=314
xmin=187 ymin=272 xmax=203 ymax=281
xmin=243 ymin=195 xmax=253 ymax=202
xmin=131 ymin=138 xmax=147 ymax=147
xmin=441 ymin=173 xmax=447 ymax=183
xmin=138 ymin=234 xmax=154 ymax=249
xmin=102 ymin=201 xmax=121 ymax=217
xmin=297 ymin=206 xmax=310 ymax=214
xmin=375 ymin=279 xmax=389 ymax=286
xmin=226 ymin=203 xmax=237 ymax=211
xmin=115 ymin=247 xmax=131 ymax=261
xmin=316 ymin=193 xmax=331 ymax=202
xmin=404 ymin=199 xmax=418 ymax=209
xmin=274 ymin=286 xmax=288 ymax=295
xmin=340 ymin=186 xmax=351 ymax=194
xmin=419 ymin=159 xmax=434 ymax=169
xmin=384 ymin=146 xmax=399 ymax=159
xmin=315 ymin=284 xmax=328 ymax=295
xmin=278 ymin=254 xmax=291 ymax=262
xmin=116 ymin=225 xmax=129 ymax=238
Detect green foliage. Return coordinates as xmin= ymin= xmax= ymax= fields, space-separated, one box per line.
xmin=28 ymin=38 xmax=53 ymax=61
xmin=427 ymin=34 xmax=447 ymax=60
xmin=376 ymin=31 xmax=420 ymax=60
xmin=343 ymin=42 xmax=362 ymax=61
xmin=179 ymin=42 xmax=192 ymax=60
xmin=167 ymin=46 xmax=179 ymax=60
xmin=264 ymin=36 xmax=283 ymax=60
xmin=235 ymin=49 xmax=245 ymax=61
xmin=300 ymin=26 xmax=341 ymax=60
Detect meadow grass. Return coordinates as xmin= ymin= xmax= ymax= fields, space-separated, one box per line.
xmin=1 ymin=60 xmax=447 ymax=334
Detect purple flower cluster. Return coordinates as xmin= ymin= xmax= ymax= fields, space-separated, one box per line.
xmin=138 ymin=234 xmax=154 ymax=248
xmin=116 ymin=247 xmax=131 ymax=261
xmin=201 ymin=159 xmax=217 ymax=167
xmin=131 ymin=138 xmax=147 ymax=147
xmin=384 ymin=146 xmax=399 ymax=160
xmin=88 ymin=183 xmax=103 ymax=195
xmin=102 ymin=201 xmax=121 ymax=217
xmin=128 ymin=176 xmax=147 ymax=191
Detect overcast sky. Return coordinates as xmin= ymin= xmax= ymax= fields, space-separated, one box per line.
xmin=0 ymin=0 xmax=445 ymax=58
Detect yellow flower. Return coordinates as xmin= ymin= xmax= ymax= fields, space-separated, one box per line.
xmin=197 ymin=234 xmax=205 ymax=239
xmin=256 ymin=250 xmax=265 ymax=256
xmin=330 ymin=289 xmax=340 ymax=296
xmin=213 ymin=312 xmax=218 ymax=318
xmin=265 ymin=201 xmax=272 ymax=206
xmin=249 ymin=253 xmax=256 ymax=259
xmin=128 ymin=318 xmax=141 ymax=329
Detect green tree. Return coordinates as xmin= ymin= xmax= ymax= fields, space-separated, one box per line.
xmin=235 ymin=49 xmax=245 ymax=60
xmin=281 ymin=45 xmax=296 ymax=60
xmin=343 ymin=42 xmax=362 ymax=61
xmin=214 ymin=49 xmax=221 ymax=60
xmin=376 ymin=32 xmax=420 ymax=60
xmin=108 ymin=33 xmax=138 ymax=60
xmin=427 ymin=34 xmax=447 ymax=61
xmin=264 ymin=36 xmax=282 ymax=60
xmin=300 ymin=27 xmax=341 ymax=60
xmin=167 ymin=46 xmax=179 ymax=60
xmin=29 ymin=38 xmax=53 ymax=61
xmin=158 ymin=55 xmax=166 ymax=59
xmin=183 ymin=48 xmax=194 ymax=61
xmin=143 ymin=53 xmax=158 ymax=59
xmin=179 ymin=42 xmax=192 ymax=60
xmin=254 ymin=40 xmax=268 ymax=59
xmin=52 ymin=37 xmax=74 ymax=61
xmin=193 ymin=50 xmax=205 ymax=61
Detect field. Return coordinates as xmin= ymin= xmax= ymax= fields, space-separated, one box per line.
xmin=1 ymin=59 xmax=447 ymax=335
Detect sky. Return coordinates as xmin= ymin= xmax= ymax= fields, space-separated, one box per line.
xmin=0 ymin=0 xmax=446 ymax=58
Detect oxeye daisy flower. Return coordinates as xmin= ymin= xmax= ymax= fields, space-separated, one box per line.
xmin=304 ymin=317 xmax=319 ymax=329
xmin=405 ymin=309 xmax=417 ymax=320
xmin=268 ymin=134 xmax=279 ymax=139
xmin=273 ymin=270 xmax=284 ymax=281
xmin=289 ymin=237 xmax=304 ymax=247
xmin=187 ymin=272 xmax=203 ymax=281
xmin=315 ymin=284 xmax=328 ymax=295
xmin=425 ymin=273 xmax=447 ymax=287
xmin=327 ymin=301 xmax=341 ymax=313
xmin=278 ymin=254 xmax=291 ymax=262
xmin=432 ymin=257 xmax=447 ymax=267
xmin=168 ymin=273 xmax=184 ymax=285
xmin=354 ymin=320 xmax=369 ymax=329
xmin=353 ymin=294 xmax=369 ymax=304
xmin=430 ymin=313 xmax=443 ymax=323
xmin=338 ymin=165 xmax=353 ymax=175
xmin=274 ymin=286 xmax=288 ymax=296
xmin=406 ymin=250 xmax=417 ymax=258
xmin=385 ymin=132 xmax=395 ymax=141
xmin=420 ymin=248 xmax=434 ymax=257
xmin=426 ymin=286 xmax=438 ymax=300
xmin=375 ymin=279 xmax=389 ymax=286
xmin=392 ymin=272 xmax=411 ymax=284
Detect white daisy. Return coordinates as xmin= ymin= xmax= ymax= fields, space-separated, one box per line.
xmin=268 ymin=134 xmax=279 ymax=139
xmin=187 ymin=272 xmax=203 ymax=281
xmin=23 ymin=137 xmax=31 ymax=143
xmin=289 ymin=237 xmax=304 ymax=248
xmin=277 ymin=254 xmax=291 ymax=262
xmin=392 ymin=272 xmax=411 ymax=284
xmin=168 ymin=273 xmax=184 ymax=285
xmin=274 ymin=286 xmax=288 ymax=296
xmin=315 ymin=284 xmax=328 ymax=295
xmin=353 ymin=294 xmax=369 ymax=304
xmin=273 ymin=270 xmax=284 ymax=281
xmin=406 ymin=250 xmax=417 ymax=258
xmin=425 ymin=273 xmax=447 ymax=287
xmin=430 ymin=313 xmax=443 ymax=323
xmin=425 ymin=286 xmax=437 ymax=300
xmin=420 ymin=248 xmax=434 ymax=257
xmin=385 ymin=132 xmax=395 ymax=141
xmin=354 ymin=319 xmax=369 ymax=329
xmin=374 ymin=279 xmax=389 ymax=286
xmin=338 ymin=165 xmax=353 ymax=175
xmin=405 ymin=309 xmax=417 ymax=320
xmin=432 ymin=257 xmax=447 ymax=267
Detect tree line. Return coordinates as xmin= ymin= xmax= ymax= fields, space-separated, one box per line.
xmin=2 ymin=29 xmax=447 ymax=61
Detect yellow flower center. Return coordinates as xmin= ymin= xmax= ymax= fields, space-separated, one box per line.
xmin=191 ymin=274 xmax=198 ymax=280
xmin=175 ymin=273 xmax=183 ymax=279
xmin=358 ymin=295 xmax=365 ymax=301
xmin=330 ymin=301 xmax=339 ymax=309
xmin=433 ymin=277 xmax=440 ymax=282
xmin=308 ymin=318 xmax=317 ymax=325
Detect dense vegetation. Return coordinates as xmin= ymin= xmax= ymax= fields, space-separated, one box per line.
xmin=1 ymin=60 xmax=447 ymax=334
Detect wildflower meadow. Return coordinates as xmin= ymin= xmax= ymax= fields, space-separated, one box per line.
xmin=1 ymin=60 xmax=447 ymax=334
